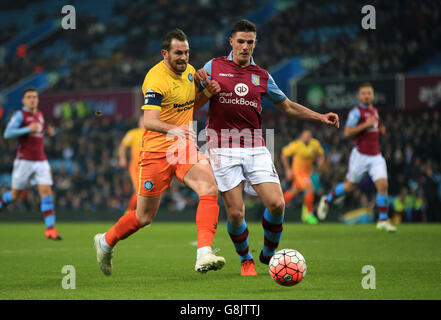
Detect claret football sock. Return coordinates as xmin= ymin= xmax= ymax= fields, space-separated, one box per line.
xmin=104 ymin=210 xmax=143 ymax=248
xmin=262 ymin=208 xmax=284 ymax=258
xmin=326 ymin=182 xmax=345 ymax=204
xmin=227 ymin=219 xmax=253 ymax=262
xmin=195 ymin=195 xmax=219 ymax=249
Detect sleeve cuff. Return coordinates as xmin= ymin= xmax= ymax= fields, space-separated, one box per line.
xmin=141 ymin=105 xmax=162 ymax=111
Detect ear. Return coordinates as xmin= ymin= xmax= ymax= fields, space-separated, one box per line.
xmin=229 ymin=37 xmax=233 ymax=47
xmin=161 ymin=49 xmax=168 ymax=60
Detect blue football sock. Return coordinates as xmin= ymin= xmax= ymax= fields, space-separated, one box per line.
xmin=262 ymin=208 xmax=284 ymax=258
xmin=41 ymin=196 xmax=56 ymax=228
xmin=327 ymin=182 xmax=345 ymax=203
xmin=227 ymin=219 xmax=253 ymax=262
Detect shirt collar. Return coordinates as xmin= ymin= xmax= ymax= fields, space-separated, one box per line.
xmin=161 ymin=61 xmax=185 ymax=79
xmin=22 ymin=106 xmax=31 ymax=112
xmin=358 ymin=102 xmax=368 ymax=109
xmin=227 ymin=51 xmax=256 ymax=66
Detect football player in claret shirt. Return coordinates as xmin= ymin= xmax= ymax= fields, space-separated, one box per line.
xmin=118 ymin=115 xmax=145 ymax=212
xmin=94 ymin=29 xmax=225 ymax=276
xmin=195 ymin=19 xmax=339 ymax=276
xmin=1 ymin=87 xmax=61 ymax=240
xmin=281 ymin=129 xmax=325 ymax=224
xmin=317 ymin=82 xmax=396 ymax=232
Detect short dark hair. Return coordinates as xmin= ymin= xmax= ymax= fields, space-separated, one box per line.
xmin=23 ymin=87 xmax=37 ymax=97
xmin=231 ymin=19 xmax=257 ymax=36
xmin=358 ymin=82 xmax=373 ymax=90
xmin=162 ymin=28 xmax=188 ymax=51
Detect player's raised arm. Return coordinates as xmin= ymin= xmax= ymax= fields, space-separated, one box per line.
xmin=275 ymin=98 xmax=340 ymax=128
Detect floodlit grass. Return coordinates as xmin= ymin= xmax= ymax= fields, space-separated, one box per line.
xmin=0 ymin=222 xmax=440 ymax=300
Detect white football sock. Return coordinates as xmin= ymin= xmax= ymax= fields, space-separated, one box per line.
xmin=100 ymin=233 xmax=114 ymax=253
xmin=197 ymin=246 xmax=212 ymax=260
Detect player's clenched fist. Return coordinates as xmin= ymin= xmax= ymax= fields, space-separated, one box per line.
xmin=320 ymin=112 xmax=340 ymax=128
xmin=28 ymin=122 xmax=41 ymax=133
xmin=195 ymin=69 xmax=221 ymax=96
xmin=206 ymin=78 xmax=221 ymax=96
xmin=195 ymin=68 xmax=210 ymax=83
xmin=364 ymin=116 xmax=377 ymax=128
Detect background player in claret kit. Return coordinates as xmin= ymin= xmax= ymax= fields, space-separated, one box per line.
xmin=94 ymin=29 xmax=225 ymax=276
xmin=0 ymin=88 xmax=61 ymax=240
xmin=118 ymin=115 xmax=144 ymax=212
xmin=195 ymin=20 xmax=339 ymax=276
xmin=281 ymin=129 xmax=325 ymax=224
xmin=317 ymin=82 xmax=396 ymax=232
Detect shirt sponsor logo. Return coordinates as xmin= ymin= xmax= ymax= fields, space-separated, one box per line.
xmin=234 ymin=83 xmax=249 ymax=96
xmin=219 ymin=73 xmax=234 ymax=77
xmin=219 ymin=96 xmax=258 ymax=108
xmin=173 ymin=99 xmax=195 ymax=112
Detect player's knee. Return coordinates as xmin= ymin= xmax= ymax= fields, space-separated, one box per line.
xmin=227 ymin=207 xmax=245 ymax=225
xmin=344 ymin=181 xmax=357 ymax=193
xmin=198 ymin=182 xmax=218 ymax=197
xmin=305 ymin=184 xmax=314 ymax=193
xmin=267 ymin=198 xmax=285 ymax=216
xmin=10 ymin=189 xmax=21 ymax=201
xmin=376 ymin=181 xmax=388 ymax=194
xmin=135 ymin=209 xmax=155 ymax=226
xmin=136 ymin=214 xmax=153 ymax=227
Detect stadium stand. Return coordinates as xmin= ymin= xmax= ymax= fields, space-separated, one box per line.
xmin=0 ymin=0 xmax=440 ymax=222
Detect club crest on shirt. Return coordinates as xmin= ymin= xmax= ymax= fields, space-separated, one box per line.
xmin=251 ymin=74 xmax=260 ymax=86
xmin=144 ymin=180 xmax=154 ymax=191
xmin=188 ymin=73 xmax=193 ymax=82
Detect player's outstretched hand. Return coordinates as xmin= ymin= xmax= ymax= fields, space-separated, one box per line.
xmin=321 ymin=112 xmax=340 ymax=128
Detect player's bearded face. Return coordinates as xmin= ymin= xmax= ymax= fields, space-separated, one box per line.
xmin=230 ymin=32 xmax=257 ymax=66
xmin=358 ymin=87 xmax=374 ymax=106
xmin=164 ymin=39 xmax=189 ymax=74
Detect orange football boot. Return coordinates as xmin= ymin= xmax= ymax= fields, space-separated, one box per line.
xmin=45 ymin=227 xmax=62 ymax=240
xmin=241 ymin=259 xmax=258 ymax=276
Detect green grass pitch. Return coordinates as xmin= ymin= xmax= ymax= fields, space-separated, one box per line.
xmin=0 ymin=222 xmax=440 ymax=300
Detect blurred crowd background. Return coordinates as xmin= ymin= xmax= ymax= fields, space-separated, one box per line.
xmin=1 ymin=0 xmax=440 ymax=222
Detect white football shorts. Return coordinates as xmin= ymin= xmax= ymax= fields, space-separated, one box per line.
xmin=346 ymin=147 xmax=388 ymax=184
xmin=207 ymin=147 xmax=280 ymax=196
xmin=12 ymin=159 xmax=53 ymax=190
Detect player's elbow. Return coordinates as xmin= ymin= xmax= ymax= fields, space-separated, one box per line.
xmin=143 ymin=119 xmax=154 ymax=131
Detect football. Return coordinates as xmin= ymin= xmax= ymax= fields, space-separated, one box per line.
xmin=269 ymin=249 xmax=307 ymax=286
